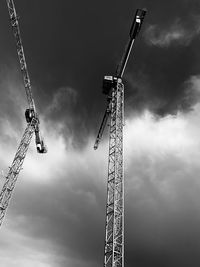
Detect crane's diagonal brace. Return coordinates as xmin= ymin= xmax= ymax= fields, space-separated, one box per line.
xmin=94 ymin=99 xmax=111 ymax=150
xmin=6 ymin=0 xmax=35 ymax=110
xmin=0 ymin=118 xmax=38 ymax=226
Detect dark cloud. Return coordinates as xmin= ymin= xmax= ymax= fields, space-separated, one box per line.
xmin=1 ymin=0 xmax=200 ymax=137
xmin=124 ymin=0 xmax=200 ymax=117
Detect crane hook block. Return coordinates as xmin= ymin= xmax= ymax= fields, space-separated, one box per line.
xmin=35 ymin=128 xmax=47 ymax=153
xmin=36 ymin=140 xmax=48 ymax=154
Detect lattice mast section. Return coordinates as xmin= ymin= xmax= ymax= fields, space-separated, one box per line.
xmin=0 ymin=0 xmax=47 ymax=227
xmin=0 ymin=119 xmax=37 ymax=226
xmin=104 ymin=80 xmax=124 ymax=267
xmin=94 ymin=9 xmax=146 ymax=267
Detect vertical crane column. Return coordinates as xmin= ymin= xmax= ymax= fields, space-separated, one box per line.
xmin=105 ymin=80 xmax=124 ymax=267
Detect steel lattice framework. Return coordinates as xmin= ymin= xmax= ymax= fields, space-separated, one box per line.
xmin=104 ymin=80 xmax=124 ymax=267
xmin=94 ymin=9 xmax=147 ymax=267
xmin=0 ymin=118 xmax=37 ymax=225
xmin=0 ymin=0 xmax=47 ymax=226
xmin=7 ymin=0 xmax=35 ymax=110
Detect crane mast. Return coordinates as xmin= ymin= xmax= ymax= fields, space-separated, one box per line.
xmin=104 ymin=79 xmax=124 ymax=267
xmin=94 ymin=9 xmax=146 ymax=267
xmin=0 ymin=0 xmax=47 ymax=226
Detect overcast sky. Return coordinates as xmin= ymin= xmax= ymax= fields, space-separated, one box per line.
xmin=0 ymin=0 xmax=200 ymax=266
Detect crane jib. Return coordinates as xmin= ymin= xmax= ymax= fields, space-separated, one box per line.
xmin=6 ymin=0 xmax=35 ymax=110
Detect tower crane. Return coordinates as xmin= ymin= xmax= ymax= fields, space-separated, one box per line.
xmin=0 ymin=0 xmax=47 ymax=226
xmin=94 ymin=9 xmax=146 ymax=267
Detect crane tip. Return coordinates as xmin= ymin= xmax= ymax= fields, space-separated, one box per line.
xmin=137 ymin=8 xmax=147 ymax=14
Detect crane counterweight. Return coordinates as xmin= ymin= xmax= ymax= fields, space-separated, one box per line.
xmin=130 ymin=9 xmax=147 ymax=39
xmin=102 ymin=76 xmax=118 ymax=95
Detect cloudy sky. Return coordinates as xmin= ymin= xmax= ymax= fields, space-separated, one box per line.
xmin=0 ymin=0 xmax=200 ymax=266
